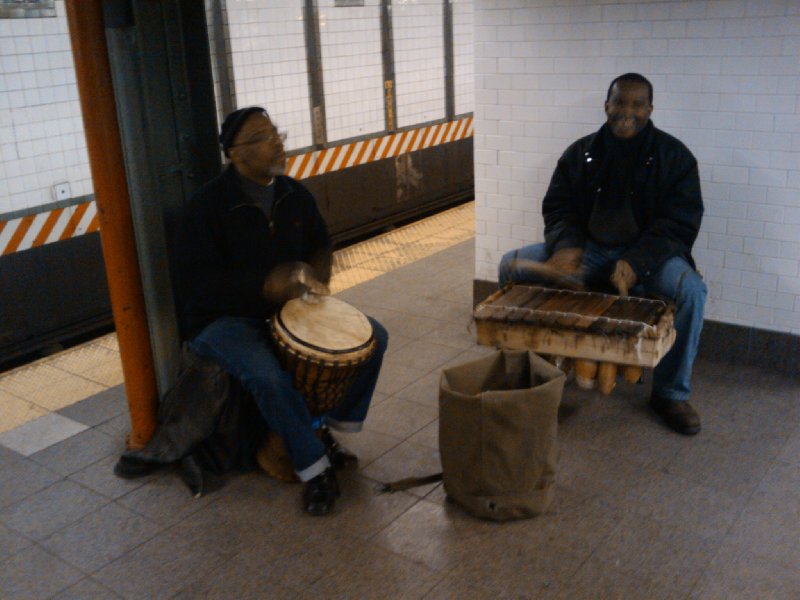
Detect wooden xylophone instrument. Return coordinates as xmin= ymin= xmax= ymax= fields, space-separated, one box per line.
xmin=473 ymin=285 xmax=676 ymax=394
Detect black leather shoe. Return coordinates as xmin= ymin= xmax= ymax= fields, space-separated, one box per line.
xmin=319 ymin=426 xmax=358 ymax=470
xmin=649 ymin=395 xmax=701 ymax=435
xmin=303 ymin=467 xmax=340 ymax=516
xmin=114 ymin=454 xmax=160 ymax=479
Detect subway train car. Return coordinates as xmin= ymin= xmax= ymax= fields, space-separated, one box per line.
xmin=0 ymin=0 xmax=474 ymax=367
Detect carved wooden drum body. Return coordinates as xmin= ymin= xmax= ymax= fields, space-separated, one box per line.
xmin=270 ymin=295 xmax=375 ymax=415
xmin=473 ymin=285 xmax=676 ymax=394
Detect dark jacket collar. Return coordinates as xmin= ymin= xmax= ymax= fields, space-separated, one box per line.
xmin=588 ymin=120 xmax=655 ymax=160
xmin=219 ymin=165 xmax=293 ymax=212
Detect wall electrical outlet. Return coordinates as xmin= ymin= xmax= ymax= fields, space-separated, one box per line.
xmin=53 ymin=182 xmax=71 ymax=201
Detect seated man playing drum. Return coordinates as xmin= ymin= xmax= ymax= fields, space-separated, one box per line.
xmin=176 ymin=106 xmax=388 ymax=515
xmin=498 ymin=73 xmax=706 ymax=436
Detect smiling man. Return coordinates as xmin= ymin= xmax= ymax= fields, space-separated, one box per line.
xmin=498 ymin=73 xmax=707 ymax=436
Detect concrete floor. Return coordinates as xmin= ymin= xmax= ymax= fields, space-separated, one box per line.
xmin=1 ymin=228 xmax=800 ymax=598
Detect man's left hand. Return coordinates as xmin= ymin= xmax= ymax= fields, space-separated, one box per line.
xmin=610 ymin=260 xmax=636 ymax=296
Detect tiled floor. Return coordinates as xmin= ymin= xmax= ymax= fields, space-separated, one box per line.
xmin=2 ymin=204 xmax=800 ymax=598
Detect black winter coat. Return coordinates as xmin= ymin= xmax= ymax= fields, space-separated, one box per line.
xmin=176 ymin=167 xmax=331 ymax=340
xmin=543 ymin=121 xmax=703 ymax=281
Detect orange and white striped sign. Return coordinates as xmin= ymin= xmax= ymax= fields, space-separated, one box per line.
xmin=0 ymin=201 xmax=99 ymax=256
xmin=286 ymin=115 xmax=473 ymax=180
xmin=0 ymin=116 xmax=473 ymax=256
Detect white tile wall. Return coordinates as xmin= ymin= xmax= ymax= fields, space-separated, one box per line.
xmin=474 ymin=0 xmax=800 ymax=335
xmin=0 ymin=1 xmax=91 ymax=216
xmin=453 ymin=0 xmax=474 ymax=116
xmin=393 ymin=0 xmax=445 ymax=127
xmin=319 ymin=0 xmax=384 ymax=142
xmin=224 ymin=0 xmax=313 ymax=150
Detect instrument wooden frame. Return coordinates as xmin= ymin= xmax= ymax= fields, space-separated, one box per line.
xmin=473 ymin=285 xmax=676 ymax=368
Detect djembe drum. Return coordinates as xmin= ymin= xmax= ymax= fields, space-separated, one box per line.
xmin=257 ymin=295 xmax=376 ymax=481
xmin=473 ymin=285 xmax=676 ymax=395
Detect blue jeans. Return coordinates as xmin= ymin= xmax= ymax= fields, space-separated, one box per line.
xmin=499 ymin=241 xmax=706 ymax=401
xmin=190 ymin=315 xmax=388 ymax=481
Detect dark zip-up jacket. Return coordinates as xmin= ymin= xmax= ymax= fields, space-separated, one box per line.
xmin=543 ymin=121 xmax=703 ymax=281
xmin=176 ymin=167 xmax=331 ymax=340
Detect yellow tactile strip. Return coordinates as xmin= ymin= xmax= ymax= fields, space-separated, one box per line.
xmin=329 ymin=202 xmax=474 ymax=293
xmin=0 ymin=202 xmax=474 ymax=435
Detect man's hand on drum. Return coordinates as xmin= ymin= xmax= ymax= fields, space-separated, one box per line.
xmin=610 ymin=259 xmax=636 ymax=297
xmin=546 ymin=247 xmax=584 ymax=275
xmin=262 ymin=262 xmax=330 ymax=304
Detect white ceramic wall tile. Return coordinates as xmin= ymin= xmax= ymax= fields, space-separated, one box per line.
xmin=0 ymin=1 xmax=92 ymax=216
xmin=393 ymin=0 xmax=445 ymax=128
xmin=474 ymin=0 xmax=800 ymax=334
xmin=318 ymin=0 xmax=384 ymax=142
xmin=453 ymin=0 xmax=474 ymax=116
xmin=224 ymin=0 xmax=313 ymax=150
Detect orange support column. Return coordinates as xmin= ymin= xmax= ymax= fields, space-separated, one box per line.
xmin=65 ymin=0 xmax=158 ymax=449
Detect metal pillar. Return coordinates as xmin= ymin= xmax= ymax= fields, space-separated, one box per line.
xmin=103 ymin=0 xmax=221 ymax=396
xmin=443 ymin=0 xmax=455 ymax=122
xmin=304 ymin=0 xmax=328 ymax=146
xmin=64 ymin=0 xmax=159 ymax=449
xmin=381 ymin=0 xmax=397 ymax=132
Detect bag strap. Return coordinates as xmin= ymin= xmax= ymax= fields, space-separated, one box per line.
xmin=378 ymin=472 xmax=442 ymax=493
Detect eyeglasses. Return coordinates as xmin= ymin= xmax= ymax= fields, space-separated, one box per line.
xmin=230 ymin=130 xmax=287 ymax=148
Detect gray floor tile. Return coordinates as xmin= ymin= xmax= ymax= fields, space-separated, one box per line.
xmin=30 ymin=427 xmax=122 ymax=476
xmin=115 ymin=470 xmax=217 ymax=527
xmin=446 ymin=523 xmax=586 ymax=598
xmin=371 ymin=498 xmax=495 ymax=573
xmin=0 ymin=457 xmax=62 ymax=509
xmin=0 ymin=412 xmax=88 ymax=456
xmin=0 ymin=545 xmax=84 ymax=600
xmin=92 ymin=527 xmax=231 ymax=599
xmin=361 ymin=439 xmax=442 ymax=498
xmin=391 ymin=369 xmax=441 ymax=408
xmin=777 ymin=430 xmax=800 ymax=466
xmin=375 ymin=361 xmax=432 ymax=397
xmin=57 ymin=385 xmax=127 ymax=427
xmin=585 ymin=513 xmax=721 ymax=598
xmin=387 ymin=338 xmax=466 ymax=373
xmin=68 ymin=453 xmax=159 ymax=500
xmin=304 ymin=542 xmax=444 ymax=599
xmin=558 ymin=557 xmax=679 ymax=600
xmin=172 ymin=556 xmax=301 ymax=600
xmin=331 ymin=427 xmax=403 ymax=469
xmin=0 ymin=521 xmax=32 ymax=562
xmin=0 ymin=480 xmax=109 ymax=541
xmin=690 ymin=544 xmax=800 ymax=599
xmin=5 ymin=232 xmax=800 ymax=597
xmin=422 ymin=576 xmax=500 ymax=600
xmin=323 ymin=473 xmax=421 ymax=539
xmin=364 ymin=396 xmax=438 ymax=439
xmin=421 ymin=320 xmax=480 ymax=350
xmin=94 ymin=413 xmax=130 ymax=439
xmin=664 ymin=434 xmax=776 ymax=497
xmin=39 ymin=502 xmax=162 ymax=573
xmin=634 ymin=471 xmax=746 ymax=541
xmin=555 ymin=439 xmax=655 ymax=505
xmin=0 ymin=443 xmax=21 ymax=466
xmin=52 ymin=577 xmax=123 ymax=600
xmin=723 ymin=488 xmax=800 ymax=571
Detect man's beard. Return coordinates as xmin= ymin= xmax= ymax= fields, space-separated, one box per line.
xmin=266 ymin=160 xmax=286 ymax=177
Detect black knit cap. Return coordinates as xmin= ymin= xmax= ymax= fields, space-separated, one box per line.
xmin=219 ymin=106 xmax=268 ymax=156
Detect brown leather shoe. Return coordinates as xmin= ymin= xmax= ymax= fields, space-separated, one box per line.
xmin=649 ymin=395 xmax=701 ymax=435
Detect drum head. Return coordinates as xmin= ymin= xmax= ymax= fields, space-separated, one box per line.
xmin=277 ymin=296 xmax=373 ymax=355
